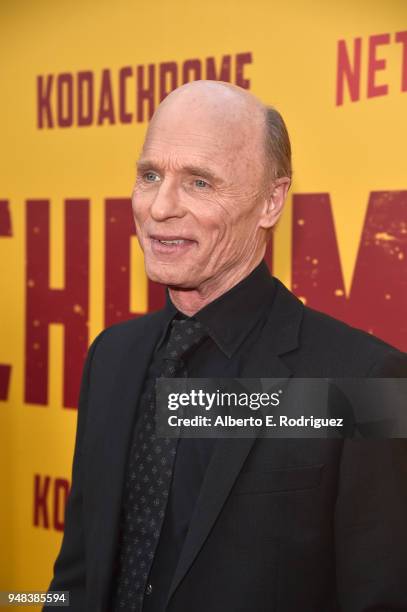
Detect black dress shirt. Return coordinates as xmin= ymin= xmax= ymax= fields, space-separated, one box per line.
xmin=139 ymin=260 xmax=276 ymax=611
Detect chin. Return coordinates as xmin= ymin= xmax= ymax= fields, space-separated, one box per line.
xmin=145 ymin=260 xmax=193 ymax=288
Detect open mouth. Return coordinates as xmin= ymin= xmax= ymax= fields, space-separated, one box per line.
xmin=150 ymin=235 xmax=197 ymax=254
xmin=156 ymin=239 xmax=188 ymax=245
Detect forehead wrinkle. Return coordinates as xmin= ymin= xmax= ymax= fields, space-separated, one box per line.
xmin=142 ymin=137 xmax=249 ymax=175
xmin=140 ymin=140 xmax=233 ymax=172
xmin=143 ymin=133 xmax=228 ymax=158
xmin=146 ymin=128 xmax=221 ymax=145
xmin=146 ymin=112 xmax=256 ymax=156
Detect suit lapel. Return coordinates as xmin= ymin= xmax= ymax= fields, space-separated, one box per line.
xmin=88 ymin=310 xmax=169 ymax=608
xmin=166 ymin=279 xmax=304 ymax=605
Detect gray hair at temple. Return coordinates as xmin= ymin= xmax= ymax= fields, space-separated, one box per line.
xmin=264 ymin=105 xmax=292 ymax=182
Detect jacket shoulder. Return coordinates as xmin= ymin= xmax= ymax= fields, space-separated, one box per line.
xmin=273 ymin=280 xmax=406 ymax=376
xmin=301 ymin=304 xmax=405 ymax=375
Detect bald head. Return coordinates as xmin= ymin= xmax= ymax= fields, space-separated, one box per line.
xmin=132 ymin=79 xmax=291 ymax=313
xmin=143 ymin=81 xmax=267 ymax=195
xmin=152 ymin=80 xmax=265 ymax=130
xmin=146 ymin=80 xmax=291 ymax=186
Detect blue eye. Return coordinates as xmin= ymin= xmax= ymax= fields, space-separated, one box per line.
xmin=195 ymin=179 xmax=209 ymax=188
xmin=144 ymin=172 xmax=159 ymax=182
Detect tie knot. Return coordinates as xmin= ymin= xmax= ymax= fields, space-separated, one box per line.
xmin=163 ymin=317 xmax=207 ymax=362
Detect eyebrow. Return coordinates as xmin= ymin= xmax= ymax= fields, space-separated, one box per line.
xmin=136 ymin=159 xmax=223 ymax=185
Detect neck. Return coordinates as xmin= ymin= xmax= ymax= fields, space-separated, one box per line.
xmin=168 ymin=254 xmax=265 ymax=317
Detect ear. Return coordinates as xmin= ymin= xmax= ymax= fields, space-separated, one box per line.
xmin=259 ymin=177 xmax=291 ymax=230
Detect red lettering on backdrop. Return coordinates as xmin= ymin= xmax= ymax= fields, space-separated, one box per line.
xmin=105 ymin=198 xmax=136 ymax=326
xmin=105 ymin=198 xmax=165 ymax=327
xmin=0 ymin=366 xmax=11 ymax=401
xmin=367 ymin=33 xmax=390 ymax=98
xmin=395 ymin=31 xmax=407 ymax=92
xmin=137 ymin=64 xmax=155 ymax=122
xmin=0 ymin=199 xmax=12 ymax=236
xmin=206 ymin=55 xmax=232 ymax=81
xmin=235 ymin=52 xmax=252 ymax=89
xmin=97 ymin=69 xmax=115 ymax=125
xmin=147 ymin=272 xmax=167 ymax=313
xmin=33 ymin=474 xmax=70 ymax=531
xmin=336 ymin=38 xmax=362 ymax=105
xmin=37 ymin=75 xmax=54 ymax=128
xmin=292 ymin=191 xmax=407 ymax=351
xmin=53 ymin=478 xmax=70 ymax=531
xmin=25 ymin=199 xmax=89 ymax=408
xmin=292 ymin=193 xmax=346 ymax=316
xmin=159 ymin=62 xmax=178 ymax=102
xmin=33 ymin=474 xmax=51 ymax=528
xmin=119 ymin=67 xmax=133 ymax=123
xmin=0 ymin=200 xmax=12 ymax=400
xmin=182 ymin=59 xmax=202 ymax=83
xmin=57 ymin=73 xmax=74 ymax=127
xmin=77 ymin=71 xmax=94 ymax=126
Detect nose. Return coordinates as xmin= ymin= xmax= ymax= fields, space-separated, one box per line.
xmin=149 ymin=179 xmax=185 ymax=222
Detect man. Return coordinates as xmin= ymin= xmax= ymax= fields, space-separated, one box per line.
xmin=48 ymin=81 xmax=407 ymax=611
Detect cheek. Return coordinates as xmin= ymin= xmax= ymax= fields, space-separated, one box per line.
xmin=203 ymin=199 xmax=250 ymax=248
xmin=195 ymin=212 xmax=229 ymax=247
xmin=203 ymin=199 xmax=259 ymax=254
xmin=195 ymin=195 xmax=237 ymax=239
xmin=132 ymin=193 xmax=150 ymax=228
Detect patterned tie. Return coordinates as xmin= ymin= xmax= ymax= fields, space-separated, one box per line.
xmin=111 ymin=317 xmax=207 ymax=611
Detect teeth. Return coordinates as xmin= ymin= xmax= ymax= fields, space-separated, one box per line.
xmin=159 ymin=239 xmax=185 ymax=245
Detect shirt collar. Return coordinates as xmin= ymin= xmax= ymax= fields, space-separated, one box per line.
xmin=157 ymin=260 xmax=275 ymax=358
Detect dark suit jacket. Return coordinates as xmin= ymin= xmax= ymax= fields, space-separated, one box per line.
xmin=48 ymin=278 xmax=407 ymax=611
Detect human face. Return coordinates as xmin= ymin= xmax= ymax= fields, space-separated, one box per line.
xmin=132 ymin=94 xmax=267 ymax=294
